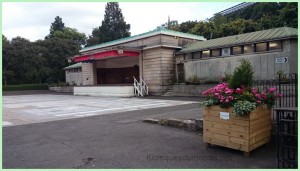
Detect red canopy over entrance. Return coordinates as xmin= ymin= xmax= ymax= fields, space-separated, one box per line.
xmin=74 ymin=50 xmax=139 ymax=62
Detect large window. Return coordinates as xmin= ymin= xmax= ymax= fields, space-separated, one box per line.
xmin=232 ymin=46 xmax=242 ymax=55
xmin=269 ymin=41 xmax=282 ymax=51
xmin=244 ymin=44 xmax=254 ymax=54
xmin=202 ymin=50 xmax=210 ymax=58
xmin=211 ymin=49 xmax=220 ymax=57
xmin=256 ymin=42 xmax=267 ymax=52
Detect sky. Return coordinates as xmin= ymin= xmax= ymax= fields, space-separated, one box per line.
xmin=2 ymin=2 xmax=241 ymax=41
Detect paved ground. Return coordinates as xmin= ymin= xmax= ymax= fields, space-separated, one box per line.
xmin=2 ymin=94 xmax=198 ymax=127
xmin=2 ymin=92 xmax=277 ymax=168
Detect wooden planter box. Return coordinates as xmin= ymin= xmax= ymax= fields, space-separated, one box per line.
xmin=203 ymin=106 xmax=272 ymax=156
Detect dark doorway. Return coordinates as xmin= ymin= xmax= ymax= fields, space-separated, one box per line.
xmin=97 ymin=65 xmax=139 ymax=84
xmin=177 ymin=63 xmax=185 ymax=83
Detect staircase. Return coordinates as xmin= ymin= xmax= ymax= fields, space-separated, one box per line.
xmin=162 ymin=86 xmax=174 ymax=96
xmin=133 ymin=76 xmax=149 ymax=97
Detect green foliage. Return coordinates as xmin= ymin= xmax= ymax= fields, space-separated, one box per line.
xmin=229 ymin=59 xmax=254 ymax=89
xmin=87 ymin=2 xmax=131 ymax=46
xmin=3 ymin=84 xmax=48 ymax=91
xmin=190 ymin=21 xmax=218 ymax=39
xmin=200 ymin=99 xmax=217 ymax=107
xmin=2 ymin=16 xmax=85 ymax=86
xmin=47 ymin=16 xmax=65 ymax=38
xmin=278 ymin=3 xmax=298 ymax=28
xmin=221 ymin=72 xmax=232 ymax=83
xmin=233 ymin=100 xmax=256 ymax=116
xmin=219 ymin=19 xmax=261 ymax=37
xmin=98 ymin=2 xmax=131 ymax=44
xmin=157 ymin=2 xmax=297 ymax=41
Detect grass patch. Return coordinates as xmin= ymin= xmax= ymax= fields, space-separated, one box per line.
xmin=3 ymin=84 xmax=49 ymax=91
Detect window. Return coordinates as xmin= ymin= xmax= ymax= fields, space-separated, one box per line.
xmin=211 ymin=49 xmax=220 ymax=57
xmin=269 ymin=41 xmax=282 ymax=51
xmin=232 ymin=46 xmax=242 ymax=55
xmin=193 ymin=52 xmax=201 ymax=59
xmin=202 ymin=50 xmax=210 ymax=58
xmin=222 ymin=48 xmax=231 ymax=56
xmin=256 ymin=42 xmax=267 ymax=52
xmin=244 ymin=44 xmax=254 ymax=53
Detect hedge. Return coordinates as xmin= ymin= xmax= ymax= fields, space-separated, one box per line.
xmin=3 ymin=84 xmax=49 ymax=91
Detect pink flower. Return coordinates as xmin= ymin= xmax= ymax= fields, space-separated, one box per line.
xmin=268 ymin=88 xmax=276 ymax=93
xmin=277 ymin=93 xmax=283 ymax=98
xmin=257 ymin=100 xmax=261 ymax=104
xmin=225 ymin=99 xmax=229 ymax=103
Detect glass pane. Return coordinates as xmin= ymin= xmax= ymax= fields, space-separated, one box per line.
xmin=202 ymin=50 xmax=210 ymax=58
xmin=256 ymin=42 xmax=267 ymax=52
xmin=244 ymin=44 xmax=254 ymax=53
xmin=211 ymin=49 xmax=220 ymax=57
xmin=193 ymin=52 xmax=201 ymax=59
xmin=232 ymin=46 xmax=242 ymax=55
xmin=269 ymin=41 xmax=282 ymax=50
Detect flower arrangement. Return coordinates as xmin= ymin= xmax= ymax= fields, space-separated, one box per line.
xmin=200 ymin=59 xmax=282 ymax=116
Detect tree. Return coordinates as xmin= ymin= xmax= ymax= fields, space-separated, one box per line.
xmin=219 ymin=19 xmax=261 ymax=37
xmin=2 ymin=35 xmax=14 ymax=85
xmin=190 ymin=21 xmax=218 ymax=39
xmin=278 ymin=3 xmax=298 ymax=28
xmin=86 ymin=28 xmax=102 ymax=46
xmin=46 ymin=16 xmax=65 ymax=39
xmin=156 ymin=20 xmax=180 ymax=31
xmin=53 ymin=27 xmax=86 ymax=46
xmin=98 ymin=2 xmax=130 ymax=43
xmin=179 ymin=20 xmax=198 ymax=33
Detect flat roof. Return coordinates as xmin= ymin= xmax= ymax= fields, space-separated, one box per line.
xmin=179 ymin=27 xmax=298 ymax=53
xmin=80 ymin=28 xmax=206 ymax=53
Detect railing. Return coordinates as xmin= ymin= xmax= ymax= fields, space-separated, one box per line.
xmin=133 ymin=76 xmax=149 ymax=97
xmin=275 ymin=108 xmax=298 ymax=168
xmin=253 ymin=73 xmax=298 ymax=122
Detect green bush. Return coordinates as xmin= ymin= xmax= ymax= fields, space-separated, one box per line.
xmin=229 ymin=59 xmax=254 ymax=89
xmin=3 ymin=84 xmax=49 ymax=91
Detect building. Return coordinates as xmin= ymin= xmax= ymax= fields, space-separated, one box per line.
xmin=64 ymin=62 xmax=83 ymax=85
xmin=175 ymin=27 xmax=298 ymax=82
xmin=217 ymin=2 xmax=256 ymax=16
xmin=68 ymin=29 xmax=206 ymax=96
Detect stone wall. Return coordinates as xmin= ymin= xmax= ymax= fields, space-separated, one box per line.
xmin=173 ymin=84 xmax=217 ymax=97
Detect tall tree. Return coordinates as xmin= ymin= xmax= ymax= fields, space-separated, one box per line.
xmin=46 ymin=16 xmax=65 ymax=39
xmin=98 ymin=2 xmax=130 ymax=43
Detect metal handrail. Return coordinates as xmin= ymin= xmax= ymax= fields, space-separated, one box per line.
xmin=140 ymin=76 xmax=149 ymax=96
xmin=133 ymin=76 xmax=148 ymax=97
xmin=133 ymin=76 xmax=143 ymax=96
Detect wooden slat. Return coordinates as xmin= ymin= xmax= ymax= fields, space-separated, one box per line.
xmin=203 ymin=114 xmax=249 ymax=127
xmin=205 ymin=126 xmax=249 ymax=139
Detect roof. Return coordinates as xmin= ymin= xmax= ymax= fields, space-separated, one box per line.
xmin=80 ymin=28 xmax=206 ymax=52
xmin=180 ymin=27 xmax=298 ymax=53
xmin=64 ymin=62 xmax=82 ymax=70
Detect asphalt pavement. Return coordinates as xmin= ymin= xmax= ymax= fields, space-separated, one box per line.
xmin=3 ymin=99 xmax=277 ymax=168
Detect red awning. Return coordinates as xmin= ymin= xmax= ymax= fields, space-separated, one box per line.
xmin=74 ymin=50 xmax=139 ymax=62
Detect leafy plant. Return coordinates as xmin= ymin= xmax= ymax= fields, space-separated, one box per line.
xmin=229 ymin=59 xmax=254 ymax=89
xmin=221 ymin=72 xmax=232 ymax=83
xmin=233 ymin=100 xmax=256 ymax=116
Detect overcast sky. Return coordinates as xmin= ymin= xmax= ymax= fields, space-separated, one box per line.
xmin=3 ymin=2 xmax=241 ymax=41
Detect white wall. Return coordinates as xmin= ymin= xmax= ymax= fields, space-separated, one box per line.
xmin=74 ymin=86 xmax=134 ymax=97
